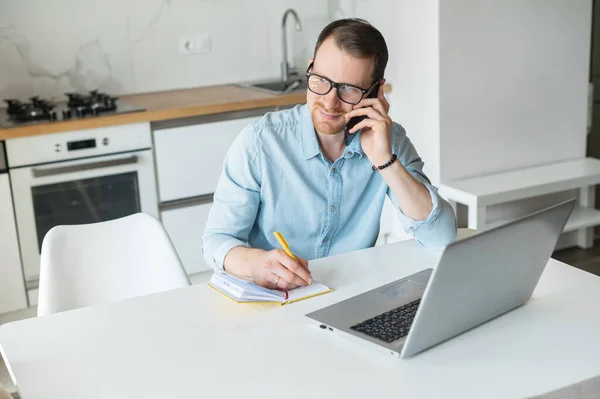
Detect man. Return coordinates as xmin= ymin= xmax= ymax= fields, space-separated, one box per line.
xmin=202 ymin=18 xmax=457 ymax=290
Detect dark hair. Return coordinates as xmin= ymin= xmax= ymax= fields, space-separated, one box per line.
xmin=313 ymin=18 xmax=388 ymax=81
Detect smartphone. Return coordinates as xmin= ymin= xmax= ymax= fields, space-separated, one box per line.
xmin=344 ymin=81 xmax=381 ymax=146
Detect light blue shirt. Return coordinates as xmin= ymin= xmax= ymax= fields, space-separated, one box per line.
xmin=202 ymin=104 xmax=457 ymax=270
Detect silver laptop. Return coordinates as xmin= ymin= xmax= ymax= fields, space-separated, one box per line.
xmin=306 ymin=198 xmax=575 ymax=359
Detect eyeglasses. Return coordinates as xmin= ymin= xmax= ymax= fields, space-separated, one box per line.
xmin=305 ymin=62 xmax=379 ymax=105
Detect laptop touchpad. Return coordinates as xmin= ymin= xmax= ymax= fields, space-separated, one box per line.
xmin=377 ymin=280 xmax=425 ymax=298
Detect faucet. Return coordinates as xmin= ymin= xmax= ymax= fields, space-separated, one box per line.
xmin=281 ymin=9 xmax=302 ymax=83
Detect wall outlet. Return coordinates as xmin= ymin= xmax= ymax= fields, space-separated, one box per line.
xmin=179 ymin=34 xmax=211 ymax=55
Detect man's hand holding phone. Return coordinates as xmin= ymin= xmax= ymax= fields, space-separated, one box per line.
xmin=345 ymin=80 xmax=394 ymax=167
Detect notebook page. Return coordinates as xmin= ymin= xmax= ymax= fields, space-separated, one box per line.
xmin=210 ymin=273 xmax=244 ymax=297
xmin=211 ymin=272 xmax=285 ymax=301
xmin=286 ymin=282 xmax=332 ymax=302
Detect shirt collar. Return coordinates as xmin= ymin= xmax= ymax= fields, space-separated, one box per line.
xmin=300 ymin=104 xmax=365 ymax=160
xmin=300 ymin=104 xmax=321 ymax=160
xmin=344 ymin=130 xmax=365 ymax=159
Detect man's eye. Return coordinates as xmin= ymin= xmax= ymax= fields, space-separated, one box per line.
xmin=340 ymin=85 xmax=360 ymax=94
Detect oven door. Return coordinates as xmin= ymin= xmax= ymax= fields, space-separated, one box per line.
xmin=10 ymin=149 xmax=159 ymax=285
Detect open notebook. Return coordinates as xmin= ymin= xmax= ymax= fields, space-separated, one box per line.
xmin=208 ymin=271 xmax=333 ymax=305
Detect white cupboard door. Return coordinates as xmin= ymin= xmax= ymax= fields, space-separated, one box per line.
xmin=0 ymin=174 xmax=28 ymax=313
xmin=154 ymin=115 xmax=261 ymax=202
xmin=161 ymin=202 xmax=213 ymax=275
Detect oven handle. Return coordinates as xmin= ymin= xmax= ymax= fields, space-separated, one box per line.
xmin=31 ymin=155 xmax=139 ymax=178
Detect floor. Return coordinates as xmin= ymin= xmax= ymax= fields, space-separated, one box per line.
xmin=552 ymin=239 xmax=600 ymax=276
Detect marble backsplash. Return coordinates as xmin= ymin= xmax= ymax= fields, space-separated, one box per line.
xmin=0 ymin=0 xmax=354 ymax=102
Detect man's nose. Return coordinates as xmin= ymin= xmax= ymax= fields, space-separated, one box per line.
xmin=321 ymin=88 xmax=342 ymax=110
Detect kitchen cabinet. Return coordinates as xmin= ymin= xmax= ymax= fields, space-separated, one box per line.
xmin=153 ymin=110 xmax=267 ymax=202
xmin=0 ymin=174 xmax=28 ymax=313
xmin=161 ymin=201 xmax=213 ymax=275
xmin=153 ymin=109 xmax=272 ymax=276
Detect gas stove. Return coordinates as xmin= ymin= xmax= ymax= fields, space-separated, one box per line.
xmin=0 ymin=90 xmax=145 ymax=128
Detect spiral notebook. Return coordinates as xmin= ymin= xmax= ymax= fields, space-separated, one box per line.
xmin=207 ymin=271 xmax=333 ymax=305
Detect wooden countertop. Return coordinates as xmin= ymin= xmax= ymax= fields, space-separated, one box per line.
xmin=0 ymin=83 xmax=392 ymax=140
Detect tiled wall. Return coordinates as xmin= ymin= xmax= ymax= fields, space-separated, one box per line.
xmin=0 ymin=0 xmax=354 ymax=101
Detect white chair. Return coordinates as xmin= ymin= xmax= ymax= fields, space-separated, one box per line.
xmin=37 ymin=213 xmax=191 ymax=317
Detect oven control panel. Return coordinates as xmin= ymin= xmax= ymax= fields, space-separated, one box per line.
xmin=66 ymin=138 xmax=97 ymax=152
xmin=5 ymin=123 xmax=151 ymax=168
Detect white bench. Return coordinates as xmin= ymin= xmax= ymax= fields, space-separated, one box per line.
xmin=438 ymin=157 xmax=600 ymax=249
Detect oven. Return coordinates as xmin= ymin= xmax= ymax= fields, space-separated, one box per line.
xmin=7 ymin=122 xmax=159 ymax=287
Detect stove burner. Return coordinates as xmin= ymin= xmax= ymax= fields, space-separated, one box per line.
xmin=1 ymin=90 xmax=144 ymax=128
xmin=65 ymin=90 xmax=118 ymax=118
xmin=4 ymin=97 xmax=57 ymax=122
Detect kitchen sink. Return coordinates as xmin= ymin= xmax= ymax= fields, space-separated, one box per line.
xmin=238 ymin=77 xmax=307 ymax=95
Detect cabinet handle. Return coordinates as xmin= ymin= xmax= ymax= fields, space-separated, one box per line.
xmin=160 ymin=194 xmax=214 ymax=211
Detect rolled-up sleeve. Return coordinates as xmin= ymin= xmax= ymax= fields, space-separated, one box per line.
xmin=201 ymin=123 xmax=262 ymax=270
xmin=388 ymin=124 xmax=457 ymax=249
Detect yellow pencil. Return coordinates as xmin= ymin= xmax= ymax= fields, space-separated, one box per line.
xmin=273 ymin=231 xmax=297 ymax=261
xmin=273 ymin=231 xmax=312 ymax=285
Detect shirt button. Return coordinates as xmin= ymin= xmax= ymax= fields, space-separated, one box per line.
xmin=332 ymin=167 xmax=337 ymax=174
xmin=330 ymin=205 xmax=335 ymax=211
xmin=323 ymin=237 xmax=329 ymax=243
xmin=346 ymin=151 xmax=353 ymax=157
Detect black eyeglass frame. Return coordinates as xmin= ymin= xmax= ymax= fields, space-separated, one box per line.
xmin=305 ymin=62 xmax=380 ymax=105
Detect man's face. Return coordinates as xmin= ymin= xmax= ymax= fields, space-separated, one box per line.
xmin=307 ymin=37 xmax=376 ymax=136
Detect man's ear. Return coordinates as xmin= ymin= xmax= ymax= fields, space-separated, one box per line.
xmin=308 ymin=58 xmax=313 ymax=67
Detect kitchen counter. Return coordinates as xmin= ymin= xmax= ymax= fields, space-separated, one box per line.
xmin=0 ymin=83 xmax=392 ymax=140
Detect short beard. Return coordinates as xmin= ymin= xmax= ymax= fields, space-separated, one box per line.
xmin=310 ymin=103 xmax=346 ymax=135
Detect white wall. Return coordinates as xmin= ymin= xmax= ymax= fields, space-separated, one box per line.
xmin=356 ymin=0 xmax=592 ymax=237
xmin=357 ymin=0 xmax=591 ymax=186
xmin=438 ymin=0 xmax=592 ymax=232
xmin=0 ymin=0 xmax=338 ymax=101
xmin=355 ymin=0 xmax=441 ymax=185
xmin=439 ymin=0 xmax=592 ymax=182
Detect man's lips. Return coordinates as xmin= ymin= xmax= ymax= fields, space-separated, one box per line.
xmin=318 ymin=107 xmax=344 ymax=121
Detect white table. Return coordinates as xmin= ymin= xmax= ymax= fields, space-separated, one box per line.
xmin=438 ymin=157 xmax=600 ymax=248
xmin=2 ymin=240 xmax=600 ymax=399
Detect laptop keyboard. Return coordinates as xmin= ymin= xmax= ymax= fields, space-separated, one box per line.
xmin=350 ymin=299 xmax=421 ymax=343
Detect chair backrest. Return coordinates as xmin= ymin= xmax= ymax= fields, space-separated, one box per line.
xmin=37 ymin=213 xmax=191 ymax=317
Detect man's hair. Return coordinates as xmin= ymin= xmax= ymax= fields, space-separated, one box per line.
xmin=313 ymin=18 xmax=388 ymax=82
